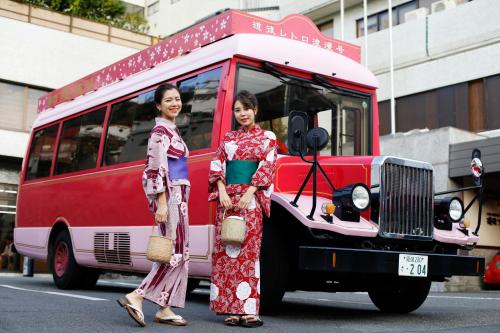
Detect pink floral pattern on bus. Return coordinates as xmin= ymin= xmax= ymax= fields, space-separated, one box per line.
xmin=208 ymin=125 xmax=277 ymax=315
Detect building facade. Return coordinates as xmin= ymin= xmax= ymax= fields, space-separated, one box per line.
xmin=0 ymin=0 xmax=153 ymax=272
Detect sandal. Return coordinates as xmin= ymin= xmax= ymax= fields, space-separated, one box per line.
xmin=240 ymin=315 xmax=263 ymax=328
xmin=154 ymin=314 xmax=187 ymax=326
xmin=117 ymin=297 xmax=146 ymax=327
xmin=224 ymin=315 xmax=241 ymax=326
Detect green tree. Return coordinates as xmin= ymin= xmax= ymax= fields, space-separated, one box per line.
xmin=19 ymin=0 xmax=148 ymax=33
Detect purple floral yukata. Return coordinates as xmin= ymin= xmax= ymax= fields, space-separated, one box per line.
xmin=136 ymin=117 xmax=190 ymax=308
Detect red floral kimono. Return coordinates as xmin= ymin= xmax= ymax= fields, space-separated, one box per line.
xmin=208 ymin=125 xmax=277 ymax=315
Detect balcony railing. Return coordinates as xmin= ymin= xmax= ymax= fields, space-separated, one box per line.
xmin=0 ymin=0 xmax=159 ymax=50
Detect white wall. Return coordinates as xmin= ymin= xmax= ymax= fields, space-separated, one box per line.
xmin=0 ymin=17 xmax=139 ymax=89
xmin=147 ymin=0 xmax=240 ymax=37
xmin=380 ymin=127 xmax=484 ymax=192
xmin=0 ymin=130 xmax=29 ymax=159
xmin=146 ymin=0 xmax=282 ymax=37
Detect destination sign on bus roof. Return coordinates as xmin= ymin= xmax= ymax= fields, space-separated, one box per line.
xmin=38 ymin=9 xmax=361 ymax=113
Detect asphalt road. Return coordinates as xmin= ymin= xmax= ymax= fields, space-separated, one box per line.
xmin=1 ymin=274 xmax=500 ymax=333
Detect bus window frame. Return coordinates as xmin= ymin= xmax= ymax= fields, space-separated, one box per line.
xmin=22 ymin=121 xmax=61 ymax=183
xmin=22 ymin=60 xmax=230 ymax=184
xmin=53 ymin=105 xmax=108 ymax=176
xmin=98 ymin=60 xmax=231 ymax=171
xmin=232 ymin=58 xmax=374 ymax=156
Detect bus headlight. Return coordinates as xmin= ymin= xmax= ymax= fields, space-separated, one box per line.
xmin=434 ymin=197 xmax=464 ymax=225
xmin=332 ymin=183 xmax=371 ymax=222
xmin=448 ymin=198 xmax=464 ymax=222
xmin=352 ymin=184 xmax=370 ymax=211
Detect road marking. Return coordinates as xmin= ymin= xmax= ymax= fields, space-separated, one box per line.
xmin=0 ymin=284 xmax=108 ymax=301
xmin=285 ymin=295 xmax=372 ymax=305
xmin=98 ymin=280 xmax=138 ymax=288
xmin=428 ymin=295 xmax=500 ymax=301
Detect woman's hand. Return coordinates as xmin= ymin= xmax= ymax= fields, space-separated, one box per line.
xmin=217 ymin=180 xmax=232 ymax=209
xmin=219 ymin=188 xmax=232 ymax=209
xmin=237 ymin=186 xmax=257 ymax=210
xmin=155 ymin=204 xmax=168 ymax=224
xmin=155 ymin=192 xmax=168 ymax=224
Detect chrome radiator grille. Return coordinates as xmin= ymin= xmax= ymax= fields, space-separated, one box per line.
xmin=379 ymin=159 xmax=434 ymax=240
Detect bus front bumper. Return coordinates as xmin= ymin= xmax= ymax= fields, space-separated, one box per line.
xmin=298 ymin=246 xmax=485 ymax=277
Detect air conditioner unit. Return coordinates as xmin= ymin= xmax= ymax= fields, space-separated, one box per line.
xmin=404 ymin=7 xmax=429 ymax=22
xmin=431 ymin=0 xmax=460 ymax=14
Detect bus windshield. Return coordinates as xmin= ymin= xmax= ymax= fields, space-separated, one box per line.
xmin=235 ymin=66 xmax=371 ymax=156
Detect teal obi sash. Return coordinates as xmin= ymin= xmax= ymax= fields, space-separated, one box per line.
xmin=226 ymin=160 xmax=258 ymax=184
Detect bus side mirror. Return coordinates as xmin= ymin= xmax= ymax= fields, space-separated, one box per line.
xmin=288 ymin=111 xmax=308 ymax=156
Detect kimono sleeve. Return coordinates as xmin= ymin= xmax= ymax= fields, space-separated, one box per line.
xmin=251 ymin=131 xmax=278 ymax=189
xmin=142 ymin=130 xmax=171 ymax=203
xmin=208 ymin=135 xmax=228 ymax=202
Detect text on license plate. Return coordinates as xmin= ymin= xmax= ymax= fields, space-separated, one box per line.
xmin=398 ymin=254 xmax=428 ymax=277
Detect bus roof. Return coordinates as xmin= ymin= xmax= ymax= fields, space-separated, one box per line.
xmin=37 ymin=9 xmax=363 ymax=113
xmin=34 ymin=33 xmax=377 ymax=128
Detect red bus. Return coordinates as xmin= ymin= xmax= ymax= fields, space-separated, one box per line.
xmin=15 ymin=9 xmax=484 ymax=313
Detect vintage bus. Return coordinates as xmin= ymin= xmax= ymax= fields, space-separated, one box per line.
xmin=15 ymin=9 xmax=484 ymax=313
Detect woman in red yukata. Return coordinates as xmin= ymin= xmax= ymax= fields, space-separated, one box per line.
xmin=117 ymin=83 xmax=190 ymax=327
xmin=208 ymin=90 xmax=278 ymax=328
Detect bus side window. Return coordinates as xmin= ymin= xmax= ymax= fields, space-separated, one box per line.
xmin=178 ymin=67 xmax=222 ymax=150
xmin=55 ymin=108 xmax=106 ymax=175
xmin=103 ymin=90 xmax=156 ymax=166
xmin=25 ymin=124 xmax=59 ymax=180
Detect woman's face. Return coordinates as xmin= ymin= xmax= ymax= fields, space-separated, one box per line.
xmin=156 ymin=89 xmax=182 ymax=121
xmin=233 ymin=100 xmax=256 ymax=128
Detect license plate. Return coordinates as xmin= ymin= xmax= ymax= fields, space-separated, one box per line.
xmin=398 ymin=254 xmax=428 ymax=277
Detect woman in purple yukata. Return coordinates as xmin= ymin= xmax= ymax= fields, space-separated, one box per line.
xmin=208 ymin=90 xmax=277 ymax=328
xmin=117 ymin=83 xmax=190 ymax=327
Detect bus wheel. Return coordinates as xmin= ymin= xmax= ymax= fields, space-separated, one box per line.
xmin=259 ymin=216 xmax=289 ymax=314
xmin=50 ymin=230 xmax=98 ymax=289
xmin=80 ymin=268 xmax=101 ymax=289
xmin=368 ymin=278 xmax=431 ymax=313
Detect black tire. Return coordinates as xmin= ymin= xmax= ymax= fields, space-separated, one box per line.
xmin=49 ymin=230 xmax=99 ymax=289
xmin=187 ymin=278 xmax=201 ymax=293
xmin=259 ymin=216 xmax=289 ymax=314
xmin=368 ymin=277 xmax=431 ymax=313
xmin=80 ymin=268 xmax=101 ymax=289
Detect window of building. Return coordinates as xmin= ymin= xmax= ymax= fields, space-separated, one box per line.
xmin=317 ymin=20 xmax=334 ymax=38
xmin=356 ymin=1 xmax=471 ymax=37
xmin=147 ymin=1 xmax=159 ymax=16
xmin=55 ymin=108 xmax=106 ymax=175
xmin=103 ymin=91 xmax=156 ymax=166
xmin=25 ymin=124 xmax=59 ymax=180
xmin=485 ymin=74 xmax=500 ymax=131
xmin=378 ymin=82 xmax=468 ymax=135
xmin=0 ymin=81 xmax=50 ymax=132
xmin=356 ymin=1 xmax=417 ymax=37
xmin=177 ymin=67 xmax=221 ymax=151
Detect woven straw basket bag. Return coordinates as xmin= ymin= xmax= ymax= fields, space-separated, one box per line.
xmin=221 ymin=211 xmax=246 ymax=246
xmin=146 ymin=225 xmax=173 ymax=264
